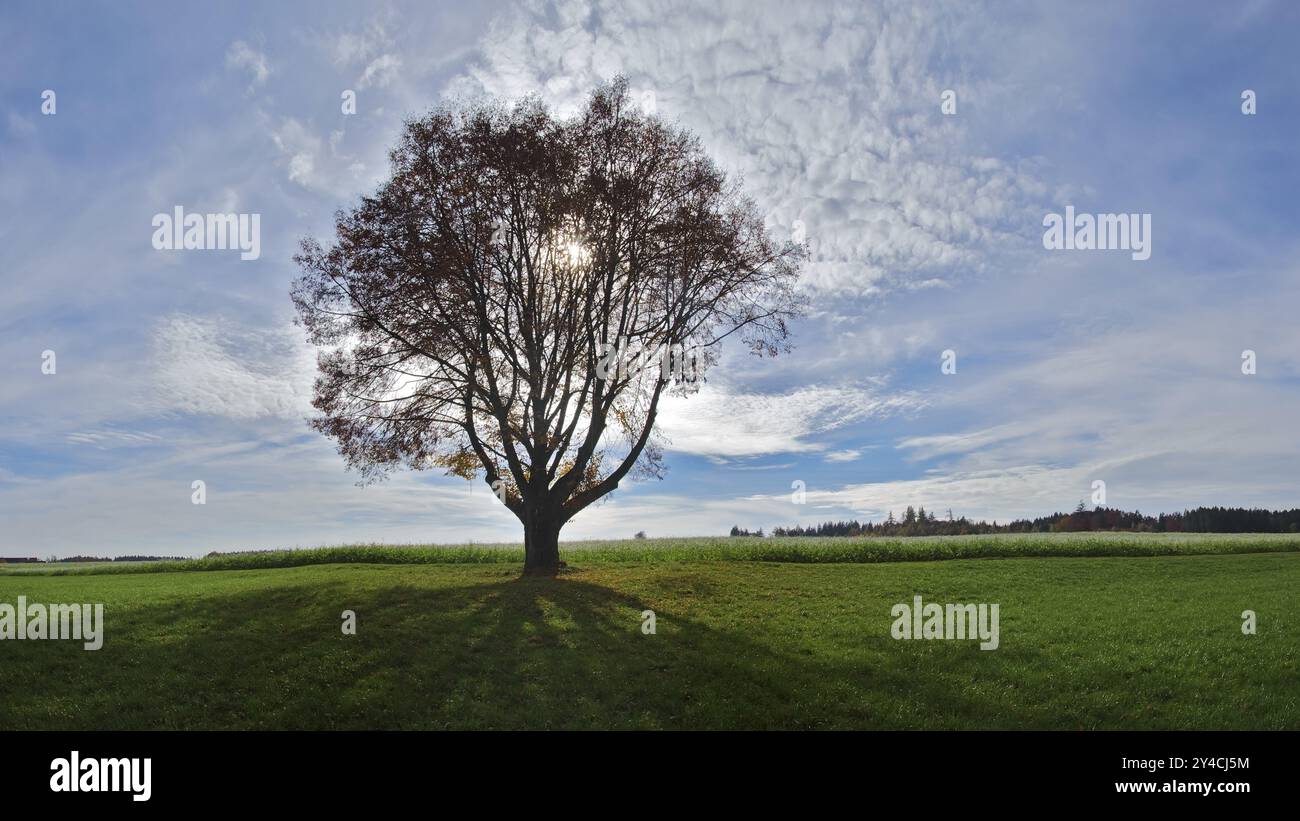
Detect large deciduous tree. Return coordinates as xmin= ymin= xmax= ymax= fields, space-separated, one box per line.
xmin=292 ymin=78 xmax=804 ymax=575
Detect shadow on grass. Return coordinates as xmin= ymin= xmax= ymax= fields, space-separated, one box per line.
xmin=0 ymin=569 xmax=1179 ymax=730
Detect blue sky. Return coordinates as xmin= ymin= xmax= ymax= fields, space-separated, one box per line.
xmin=3 ymin=0 xmax=1299 ymax=557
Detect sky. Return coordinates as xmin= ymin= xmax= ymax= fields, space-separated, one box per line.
xmin=2 ymin=0 xmax=1299 ymax=557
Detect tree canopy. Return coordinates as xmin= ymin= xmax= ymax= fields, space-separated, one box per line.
xmin=293 ymin=78 xmax=804 ymax=574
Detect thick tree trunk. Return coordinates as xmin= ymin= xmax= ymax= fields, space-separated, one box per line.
xmin=522 ymin=512 xmax=562 ymax=577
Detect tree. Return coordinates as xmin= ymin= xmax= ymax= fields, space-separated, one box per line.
xmin=292 ymin=78 xmax=804 ymax=575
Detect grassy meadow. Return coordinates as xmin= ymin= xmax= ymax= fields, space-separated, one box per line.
xmin=0 ymin=534 xmax=1296 ymax=729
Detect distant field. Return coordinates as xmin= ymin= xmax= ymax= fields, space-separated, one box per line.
xmin=0 ymin=560 xmax=160 ymax=574
xmin=0 ymin=548 xmax=1295 ymax=729
xmin=5 ymin=532 xmax=1300 ymax=575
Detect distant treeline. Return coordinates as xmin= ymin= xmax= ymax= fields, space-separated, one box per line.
xmin=741 ymin=505 xmax=1300 ymax=538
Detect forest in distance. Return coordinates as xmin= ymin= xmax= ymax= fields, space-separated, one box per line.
xmin=744 ymin=505 xmax=1300 ymax=538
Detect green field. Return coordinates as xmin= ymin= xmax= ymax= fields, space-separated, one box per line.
xmin=0 ymin=535 xmax=1296 ymax=729
xmin=6 ymin=531 xmax=1300 ymax=575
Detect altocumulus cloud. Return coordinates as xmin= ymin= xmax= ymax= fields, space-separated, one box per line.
xmin=148 ymin=314 xmax=315 ymax=420
xmin=449 ymin=0 xmax=1047 ymax=297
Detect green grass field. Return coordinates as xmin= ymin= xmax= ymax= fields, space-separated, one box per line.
xmin=1 ymin=535 xmax=1296 ymax=729
xmin=6 ymin=531 xmax=1300 ymax=575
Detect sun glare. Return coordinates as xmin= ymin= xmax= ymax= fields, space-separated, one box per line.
xmin=563 ymin=240 xmax=590 ymax=267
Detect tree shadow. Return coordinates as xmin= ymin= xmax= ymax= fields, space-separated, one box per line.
xmin=0 ymin=565 xmax=1243 ymax=729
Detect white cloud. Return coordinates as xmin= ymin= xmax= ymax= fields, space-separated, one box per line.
xmin=148 ymin=314 xmax=315 ymax=420
xmin=358 ymin=54 xmax=402 ymax=89
xmin=0 ymin=435 xmax=524 ymax=556
xmin=561 ymin=491 xmax=787 ymax=539
xmin=657 ymin=382 xmax=924 ymax=457
xmin=269 ymin=118 xmax=323 ymax=188
xmin=225 ymin=40 xmax=270 ymax=89
xmin=66 ymin=429 xmax=164 ymax=448
xmin=331 ymin=25 xmax=391 ymax=67
xmin=267 ymin=117 xmax=374 ymax=195
xmin=799 ymin=464 xmax=1090 ymax=523
xmin=896 ymin=424 xmax=1025 ymax=460
xmin=823 ymin=449 xmax=863 ymax=463
xmin=451 ymin=0 xmax=1048 ymax=298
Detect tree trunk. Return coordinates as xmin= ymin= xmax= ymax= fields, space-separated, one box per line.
xmin=522 ymin=513 xmax=561 ymax=577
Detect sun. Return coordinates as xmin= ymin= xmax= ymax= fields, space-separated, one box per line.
xmin=562 ymin=240 xmax=590 ymax=267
